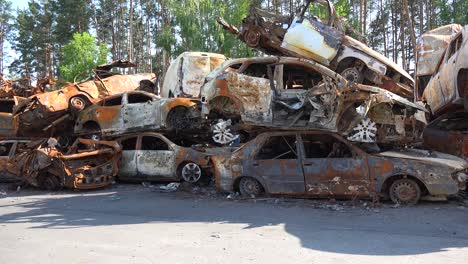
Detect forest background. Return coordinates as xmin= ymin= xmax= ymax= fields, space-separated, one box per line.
xmin=0 ymin=0 xmax=466 ymax=84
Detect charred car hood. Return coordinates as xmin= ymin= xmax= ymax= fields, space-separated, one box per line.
xmin=377 ymin=149 xmax=468 ymax=171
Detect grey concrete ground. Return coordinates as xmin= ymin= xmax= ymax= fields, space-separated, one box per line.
xmin=0 ymin=183 xmax=467 ymax=264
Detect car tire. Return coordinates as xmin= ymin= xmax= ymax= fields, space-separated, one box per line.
xmin=180 ymin=162 xmax=203 ymax=183
xmin=239 ymin=177 xmax=263 ymax=197
xmin=389 ymin=178 xmax=421 ymax=206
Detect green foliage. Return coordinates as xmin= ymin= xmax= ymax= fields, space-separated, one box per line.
xmin=169 ymin=0 xmax=253 ymax=58
xmin=59 ymin=32 xmax=108 ymax=82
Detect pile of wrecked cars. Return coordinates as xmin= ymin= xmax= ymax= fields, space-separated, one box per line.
xmin=1 ymin=3 xmax=467 ymax=206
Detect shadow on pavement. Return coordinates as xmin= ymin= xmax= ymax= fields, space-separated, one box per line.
xmin=0 ymin=184 xmax=467 ymax=256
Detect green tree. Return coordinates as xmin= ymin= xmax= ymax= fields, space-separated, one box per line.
xmin=59 ymin=32 xmax=108 ymax=82
xmin=0 ymin=0 xmax=13 ymax=74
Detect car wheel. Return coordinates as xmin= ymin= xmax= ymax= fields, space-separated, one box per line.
xmin=69 ymin=96 xmax=89 ymax=113
xmin=389 ymin=178 xmax=421 ymax=205
xmin=181 ymin=162 xmax=202 ymax=183
xmin=239 ymin=177 xmax=263 ymax=197
xmin=341 ymin=67 xmax=364 ymax=84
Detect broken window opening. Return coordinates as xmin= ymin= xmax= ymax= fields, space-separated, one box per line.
xmin=448 ymin=34 xmax=463 ymax=60
xmin=256 ymin=135 xmax=298 ymax=160
xmin=127 ymin=93 xmax=153 ymax=104
xmin=103 ymin=96 xmax=122 ymax=106
xmin=0 ymin=101 xmax=14 ymax=113
xmin=281 ymin=64 xmax=323 ymax=90
xmin=121 ymin=137 xmax=138 ymax=150
xmin=0 ymin=143 xmax=13 ymax=156
xmin=141 ymin=136 xmax=169 ymax=151
xmin=240 ymin=63 xmax=269 ymax=79
xmin=302 ymin=134 xmax=353 ymax=158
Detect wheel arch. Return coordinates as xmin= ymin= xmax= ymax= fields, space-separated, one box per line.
xmin=233 ymin=175 xmax=268 ymax=193
xmin=176 ymin=160 xmax=204 ymax=181
xmin=380 ymin=174 xmax=429 ymax=196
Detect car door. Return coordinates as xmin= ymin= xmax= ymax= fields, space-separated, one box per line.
xmin=136 ymin=135 xmax=176 ymax=180
xmin=438 ymin=33 xmax=463 ymax=105
xmin=244 ymin=134 xmax=305 ymax=193
xmin=93 ymin=95 xmax=125 ymax=133
xmin=300 ymin=133 xmax=371 ymax=196
xmin=117 ymin=136 xmax=138 ymax=180
xmin=122 ymin=93 xmax=160 ymax=131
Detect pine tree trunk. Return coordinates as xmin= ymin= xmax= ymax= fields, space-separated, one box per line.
xmin=129 ymin=0 xmax=134 ymax=73
xmin=402 ymin=0 xmax=417 ymax=63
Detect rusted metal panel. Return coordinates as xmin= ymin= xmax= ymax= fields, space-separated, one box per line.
xmin=416 ymin=24 xmax=462 ymax=77
xmin=211 ymin=130 xmax=467 ymax=202
xmin=281 ymin=17 xmax=342 ymax=65
xmin=423 ymin=112 xmax=468 ymax=159
xmin=201 ymin=56 xmax=425 ymax=145
xmin=13 ymin=71 xmax=156 ymax=137
xmin=217 ymin=0 xmax=414 ymax=98
xmin=116 ymin=132 xmax=212 ymax=183
xmin=162 ymin=52 xmax=227 ymax=98
xmin=420 ymin=25 xmax=467 ymax=117
xmin=6 ymin=138 xmax=121 ymax=190
xmin=75 ymin=91 xmax=201 ymax=137
xmin=137 ymin=150 xmax=176 ymax=178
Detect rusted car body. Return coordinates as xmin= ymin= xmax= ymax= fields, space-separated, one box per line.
xmin=13 ymin=62 xmax=156 ymax=136
xmin=0 ymin=139 xmax=30 ymax=182
xmin=423 ymin=112 xmax=468 ymax=159
xmin=211 ymin=131 xmax=468 ymax=204
xmin=74 ymin=91 xmax=201 ymax=137
xmin=415 ymin=24 xmax=462 ymax=98
xmin=7 ymin=138 xmax=121 ymax=190
xmin=161 ymin=52 xmax=227 ymax=98
xmin=116 ymin=132 xmax=212 ymax=183
xmin=0 ymin=75 xmax=44 ymax=99
xmin=200 ymin=56 xmax=426 ymax=145
xmin=418 ymin=25 xmax=468 ymax=116
xmin=218 ymin=0 xmax=414 ymax=97
xmin=0 ymin=98 xmax=19 ymax=137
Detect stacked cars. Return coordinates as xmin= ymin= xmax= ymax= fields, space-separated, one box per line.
xmin=0 ymin=3 xmax=466 ymax=205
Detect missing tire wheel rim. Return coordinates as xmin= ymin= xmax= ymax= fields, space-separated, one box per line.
xmin=212 ymin=119 xmax=239 ymax=145
xmin=181 ymin=163 xmax=202 ymax=183
xmin=347 ymin=118 xmax=377 ymax=143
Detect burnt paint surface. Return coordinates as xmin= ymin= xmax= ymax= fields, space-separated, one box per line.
xmin=213 ymin=131 xmax=463 ymax=199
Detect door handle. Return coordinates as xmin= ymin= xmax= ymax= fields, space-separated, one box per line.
xmin=303 ymin=163 xmax=312 ymax=166
xmin=252 ymin=163 xmax=259 ymax=167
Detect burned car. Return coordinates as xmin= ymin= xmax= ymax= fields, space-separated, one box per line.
xmin=74 ymin=91 xmax=201 ymax=138
xmin=218 ymin=0 xmax=414 ymax=97
xmin=0 ymin=139 xmax=30 ymax=182
xmin=200 ymin=56 xmax=426 ymax=145
xmin=415 ymin=24 xmax=462 ymax=100
xmin=417 ymin=25 xmax=467 ymax=117
xmin=423 ymin=112 xmax=468 ymax=159
xmin=116 ymin=132 xmax=212 ymax=183
xmin=7 ymin=138 xmax=121 ymax=190
xmin=211 ymin=131 xmax=468 ymax=205
xmin=161 ymin=52 xmax=227 ymax=98
xmin=13 ymin=61 xmax=156 ymax=137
